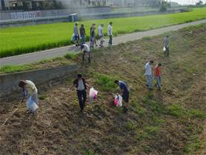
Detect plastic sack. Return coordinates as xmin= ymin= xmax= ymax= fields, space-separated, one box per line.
xmin=114 ymin=94 xmax=123 ymax=107
xmin=89 ymin=87 xmax=98 ymax=103
xmin=26 ymin=96 xmax=39 ymax=112
xmin=163 ymin=46 xmax=166 ymax=52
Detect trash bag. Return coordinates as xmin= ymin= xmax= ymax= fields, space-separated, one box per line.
xmin=163 ymin=46 xmax=166 ymax=52
xmin=114 ymin=94 xmax=123 ymax=107
xmin=26 ymin=96 xmax=39 ymax=112
xmin=89 ymin=87 xmax=98 ymax=103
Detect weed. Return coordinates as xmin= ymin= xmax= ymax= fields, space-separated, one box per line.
xmin=94 ymin=73 xmax=117 ymax=91
xmin=183 ymin=135 xmax=202 ymax=153
xmin=64 ymin=53 xmax=78 ymax=60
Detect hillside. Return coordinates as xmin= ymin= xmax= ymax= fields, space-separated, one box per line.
xmin=0 ymin=24 xmax=206 ymax=155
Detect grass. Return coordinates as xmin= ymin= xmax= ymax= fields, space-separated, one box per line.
xmin=0 ymin=7 xmax=206 ymax=57
xmin=1 ymin=23 xmax=206 ymax=155
xmin=0 ymin=56 xmax=73 ymax=74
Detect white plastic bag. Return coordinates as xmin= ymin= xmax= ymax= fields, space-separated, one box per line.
xmin=163 ymin=46 xmax=166 ymax=52
xmin=89 ymin=87 xmax=98 ymax=103
xmin=114 ymin=94 xmax=123 ymax=107
xmin=26 ymin=96 xmax=39 ymax=112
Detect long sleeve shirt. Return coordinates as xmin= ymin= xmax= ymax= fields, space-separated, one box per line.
xmin=108 ymin=24 xmax=112 ymax=36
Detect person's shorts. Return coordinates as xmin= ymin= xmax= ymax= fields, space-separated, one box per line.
xmin=122 ymin=92 xmax=129 ymax=103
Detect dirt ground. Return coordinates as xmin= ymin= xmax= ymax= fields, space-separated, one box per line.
xmin=0 ymin=24 xmax=206 ymax=155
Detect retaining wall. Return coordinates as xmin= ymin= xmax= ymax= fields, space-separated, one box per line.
xmin=0 ymin=65 xmax=78 ymax=97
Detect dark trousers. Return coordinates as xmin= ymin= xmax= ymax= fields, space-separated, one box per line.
xmin=108 ymin=35 xmax=112 ymax=45
xmin=77 ymin=90 xmax=86 ymax=111
xmin=82 ymin=51 xmax=91 ymax=63
xmin=164 ymin=46 xmax=169 ymax=56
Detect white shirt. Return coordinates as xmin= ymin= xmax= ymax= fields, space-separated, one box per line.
xmin=25 ymin=80 xmax=37 ymax=95
xmin=82 ymin=44 xmax=90 ymax=52
xmin=108 ymin=24 xmax=112 ymax=36
xmin=77 ymin=79 xmax=85 ymax=90
xmin=98 ymin=26 xmax=103 ymax=36
xmin=144 ymin=62 xmax=152 ymax=76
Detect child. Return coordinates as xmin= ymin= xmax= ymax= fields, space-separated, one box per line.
xmin=154 ymin=63 xmax=162 ymax=90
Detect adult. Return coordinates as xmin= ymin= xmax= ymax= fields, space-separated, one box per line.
xmin=80 ymin=24 xmax=86 ymax=44
xmin=81 ymin=44 xmax=91 ymax=63
xmin=19 ymin=80 xmax=39 ymax=112
xmin=108 ymin=22 xmax=113 ymax=46
xmin=154 ymin=63 xmax=162 ymax=90
xmin=98 ymin=24 xmax=104 ymax=47
xmin=69 ymin=74 xmax=89 ymax=113
xmin=163 ymin=35 xmax=170 ymax=56
xmin=90 ymin=24 xmax=97 ymax=48
xmin=144 ymin=60 xmax=154 ymax=90
xmin=73 ymin=22 xmax=79 ymax=46
xmin=114 ymin=80 xmax=130 ymax=113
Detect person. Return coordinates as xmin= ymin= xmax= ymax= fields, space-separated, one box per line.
xmin=108 ymin=22 xmax=113 ymax=46
xmin=69 ymin=74 xmax=89 ymax=113
xmin=98 ymin=24 xmax=104 ymax=47
xmin=73 ymin=22 xmax=79 ymax=46
xmin=144 ymin=60 xmax=154 ymax=90
xmin=163 ymin=35 xmax=169 ymax=56
xmin=81 ymin=44 xmax=91 ymax=63
xmin=154 ymin=63 xmax=162 ymax=90
xmin=19 ymin=80 xmax=39 ymax=112
xmin=114 ymin=80 xmax=130 ymax=113
xmin=90 ymin=24 xmax=97 ymax=48
xmin=80 ymin=24 xmax=86 ymax=44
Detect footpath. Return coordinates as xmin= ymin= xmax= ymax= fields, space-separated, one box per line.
xmin=0 ymin=19 xmax=206 ymax=66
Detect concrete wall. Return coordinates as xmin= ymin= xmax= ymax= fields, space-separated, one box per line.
xmin=0 ymin=65 xmax=78 ymax=97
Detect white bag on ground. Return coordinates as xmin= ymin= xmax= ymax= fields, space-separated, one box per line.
xmin=114 ymin=94 xmax=123 ymax=107
xmin=89 ymin=87 xmax=98 ymax=103
xmin=26 ymin=96 xmax=39 ymax=112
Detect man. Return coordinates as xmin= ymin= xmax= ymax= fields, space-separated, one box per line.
xmin=163 ymin=35 xmax=169 ymax=56
xmin=69 ymin=74 xmax=89 ymax=113
xmin=108 ymin=22 xmax=113 ymax=46
xmin=144 ymin=60 xmax=154 ymax=90
xmin=81 ymin=44 xmax=91 ymax=63
xmin=19 ymin=80 xmax=39 ymax=112
xmin=80 ymin=24 xmax=86 ymax=44
xmin=98 ymin=24 xmax=104 ymax=47
xmin=154 ymin=63 xmax=162 ymax=90
xmin=114 ymin=80 xmax=130 ymax=113
xmin=73 ymin=22 xmax=79 ymax=46
xmin=90 ymin=24 xmax=97 ymax=48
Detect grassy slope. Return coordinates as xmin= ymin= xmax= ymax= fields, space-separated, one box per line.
xmin=0 ymin=24 xmax=206 ymax=155
xmin=0 ymin=7 xmax=206 ymax=57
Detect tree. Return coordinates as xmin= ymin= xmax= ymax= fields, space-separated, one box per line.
xmin=196 ymin=0 xmax=203 ymax=5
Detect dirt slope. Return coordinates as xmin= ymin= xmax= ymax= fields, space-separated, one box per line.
xmin=0 ymin=24 xmax=206 ymax=155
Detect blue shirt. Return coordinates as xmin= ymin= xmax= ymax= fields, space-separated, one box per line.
xmin=119 ymin=81 xmax=129 ymax=93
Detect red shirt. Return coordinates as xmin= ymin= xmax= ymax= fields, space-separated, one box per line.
xmin=155 ymin=66 xmax=161 ymax=77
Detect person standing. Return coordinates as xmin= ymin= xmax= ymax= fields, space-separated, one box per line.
xmin=73 ymin=22 xmax=79 ymax=46
xmin=98 ymin=24 xmax=104 ymax=47
xmin=69 ymin=74 xmax=89 ymax=113
xmin=81 ymin=44 xmax=91 ymax=63
xmin=80 ymin=24 xmax=86 ymax=44
xmin=19 ymin=80 xmax=39 ymax=112
xmin=108 ymin=22 xmax=113 ymax=46
xmin=163 ymin=35 xmax=169 ymax=56
xmin=114 ymin=80 xmax=130 ymax=113
xmin=90 ymin=24 xmax=97 ymax=48
xmin=144 ymin=60 xmax=154 ymax=90
xmin=154 ymin=63 xmax=162 ymax=90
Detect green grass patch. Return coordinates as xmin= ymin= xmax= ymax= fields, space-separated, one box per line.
xmin=93 ymin=73 xmax=117 ymax=92
xmin=0 ymin=7 xmax=206 ymax=57
xmin=64 ymin=52 xmax=78 ymax=60
xmin=183 ymin=135 xmax=202 ymax=153
xmin=0 ymin=65 xmax=32 ymax=74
